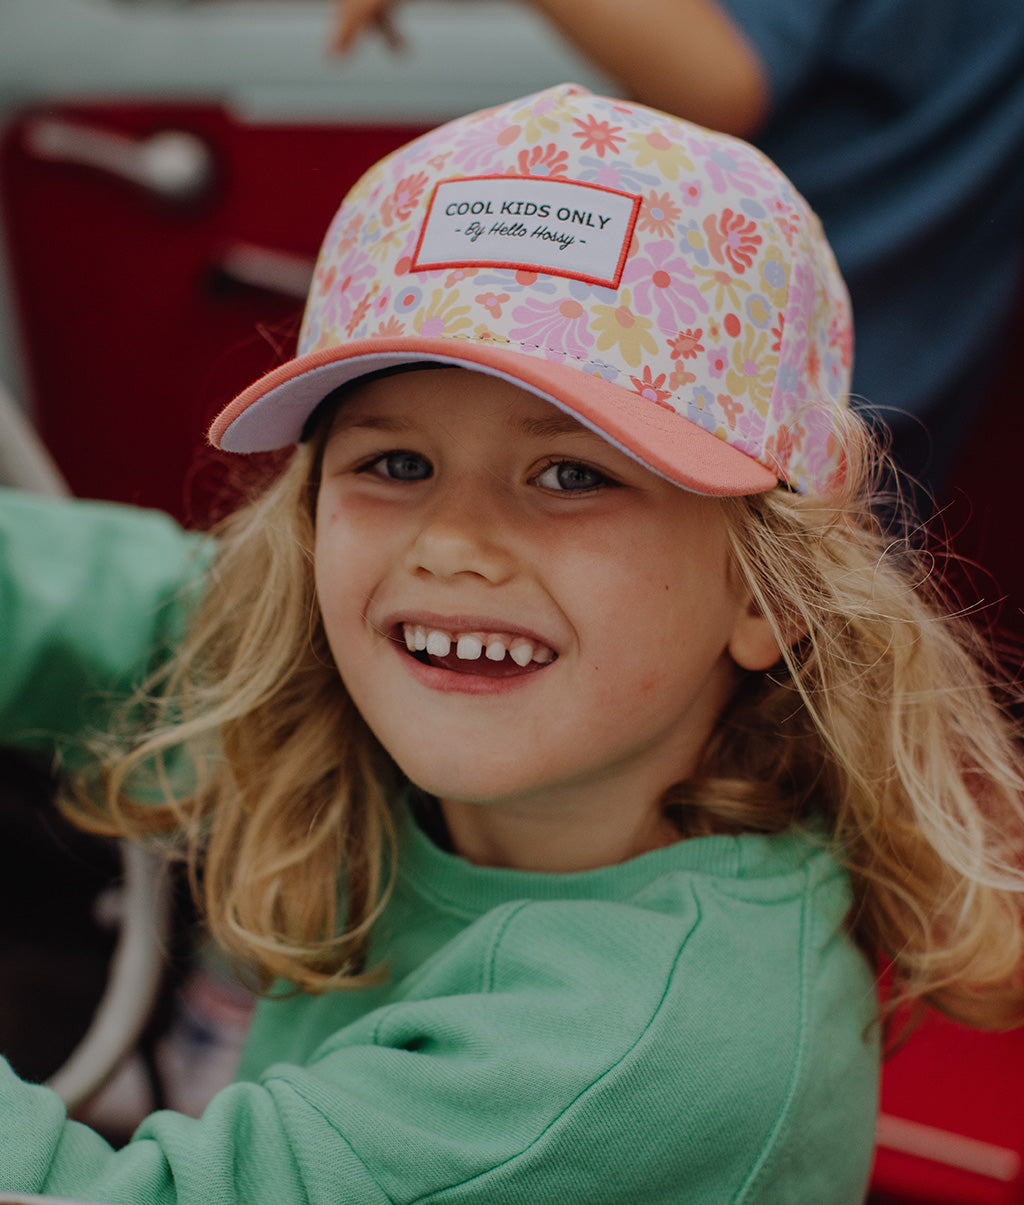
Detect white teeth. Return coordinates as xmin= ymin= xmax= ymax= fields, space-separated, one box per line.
xmin=456 ymin=634 xmax=483 ymax=660
xmin=425 ymin=630 xmax=451 ymax=657
xmin=485 ymin=638 xmax=506 ymax=662
xmin=509 ymin=638 xmax=534 ymax=667
xmin=400 ymin=623 xmax=555 ymax=667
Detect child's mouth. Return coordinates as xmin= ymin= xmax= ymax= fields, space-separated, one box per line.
xmin=397 ymin=623 xmax=556 ymax=678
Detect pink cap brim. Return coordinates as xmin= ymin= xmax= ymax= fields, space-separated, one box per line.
xmin=209 ymin=337 xmax=778 ymax=497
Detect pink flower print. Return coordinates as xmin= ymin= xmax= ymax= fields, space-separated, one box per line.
xmin=623 ymin=240 xmax=705 ymax=330
xmin=509 ymin=296 xmax=595 ymax=362
xmin=315 ymin=247 xmax=377 ymax=337
xmin=706 ymin=347 xmax=729 ymax=379
xmin=637 ymin=190 xmax=682 ymax=238
xmin=374 ymin=316 xmax=406 ymax=338
xmin=381 ymin=172 xmax=430 ymax=226
xmin=476 ymin=290 xmax=510 ymax=320
xmin=703 ymin=209 xmax=762 ymax=274
xmin=630 ymin=367 xmax=673 ymax=407
xmin=828 ymin=315 xmax=853 ymax=372
xmin=768 ymin=198 xmax=800 ymax=246
xmin=413 ymin=288 xmax=473 ymax=338
xmin=573 ymin=114 xmax=626 ymax=158
xmin=515 ymin=143 xmax=569 ymax=178
xmin=670 ymin=328 xmax=704 ymax=360
xmin=451 ymin=113 xmax=522 ymax=174
xmin=680 ymin=179 xmax=703 ymax=206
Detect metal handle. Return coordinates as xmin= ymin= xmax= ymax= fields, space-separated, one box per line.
xmin=23 ymin=117 xmax=214 ymax=204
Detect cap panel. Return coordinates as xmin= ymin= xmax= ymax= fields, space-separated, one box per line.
xmin=211 ymin=84 xmax=852 ymax=496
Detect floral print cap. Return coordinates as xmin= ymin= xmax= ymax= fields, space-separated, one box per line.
xmin=210 ymin=84 xmax=853 ymax=495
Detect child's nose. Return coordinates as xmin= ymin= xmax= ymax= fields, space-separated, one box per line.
xmin=405 ymin=491 xmax=515 ymax=584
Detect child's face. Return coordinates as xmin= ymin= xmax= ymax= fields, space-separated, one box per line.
xmin=315 ymin=367 xmax=776 ymax=867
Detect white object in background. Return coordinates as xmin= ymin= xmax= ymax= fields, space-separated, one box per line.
xmin=23 ymin=118 xmax=214 ymax=204
xmin=0 ymin=379 xmax=173 ymax=1113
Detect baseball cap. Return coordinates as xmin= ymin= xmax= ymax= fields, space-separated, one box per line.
xmin=209 ymin=84 xmax=853 ymax=495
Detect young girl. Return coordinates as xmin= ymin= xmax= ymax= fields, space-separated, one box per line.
xmin=1 ymin=83 xmax=1023 ymax=1204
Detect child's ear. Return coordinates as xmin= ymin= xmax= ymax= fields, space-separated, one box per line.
xmin=728 ymin=596 xmax=788 ymax=672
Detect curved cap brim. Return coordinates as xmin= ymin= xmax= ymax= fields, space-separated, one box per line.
xmin=209 ymin=336 xmax=778 ymax=497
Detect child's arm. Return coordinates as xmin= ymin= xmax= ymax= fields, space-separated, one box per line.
xmin=328 ymin=0 xmax=769 ymax=138
xmin=0 ymin=488 xmax=210 ymax=764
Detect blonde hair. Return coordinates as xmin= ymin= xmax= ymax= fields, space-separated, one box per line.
xmin=75 ymin=407 xmax=1024 ymax=1027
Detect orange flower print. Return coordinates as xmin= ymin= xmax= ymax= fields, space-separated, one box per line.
xmin=515 ymin=143 xmax=569 ymax=177
xmin=718 ymin=393 xmax=744 ymax=430
xmin=476 ymin=291 xmax=510 ymax=319
xmin=381 ymin=172 xmax=430 ymax=226
xmin=572 ymin=114 xmax=626 ymax=158
xmin=703 ymin=208 xmax=763 ymax=274
xmin=670 ymin=328 xmax=704 ymax=360
xmin=374 ymin=316 xmax=406 ymax=338
xmin=638 ymin=190 xmax=682 ymax=238
xmin=669 ymin=366 xmax=697 ymax=390
xmin=345 ymin=291 xmax=374 ymax=336
xmin=631 ymin=367 xmax=673 ymax=407
xmin=765 ymin=423 xmax=802 ymax=478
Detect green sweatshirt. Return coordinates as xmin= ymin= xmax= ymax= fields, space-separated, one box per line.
xmin=0 ymin=488 xmax=879 ymax=1204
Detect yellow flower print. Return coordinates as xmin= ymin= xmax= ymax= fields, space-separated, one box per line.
xmin=366 ymin=222 xmax=412 ymax=265
xmin=694 ymin=265 xmax=751 ymax=312
xmin=591 ymin=290 xmax=658 ymax=367
xmin=414 ymin=289 xmax=473 ymax=338
xmin=759 ymin=244 xmax=789 ymax=308
xmin=725 ymin=327 xmax=778 ymax=415
xmin=628 ymin=130 xmax=695 ymax=180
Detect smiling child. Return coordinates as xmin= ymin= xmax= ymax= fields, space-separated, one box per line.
xmin=1 ymin=84 xmax=1023 ymax=1204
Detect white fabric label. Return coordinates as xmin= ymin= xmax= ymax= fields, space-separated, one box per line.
xmin=412 ymin=176 xmax=641 ymax=287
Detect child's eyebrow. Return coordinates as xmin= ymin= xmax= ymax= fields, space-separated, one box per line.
xmin=512 ymin=412 xmax=587 ymax=439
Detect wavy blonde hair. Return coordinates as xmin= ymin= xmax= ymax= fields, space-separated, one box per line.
xmin=77 ymin=405 xmax=1024 ymax=1026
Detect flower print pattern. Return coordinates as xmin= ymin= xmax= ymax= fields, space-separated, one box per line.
xmin=637 ymin=190 xmax=682 ymax=238
xmin=726 ymin=327 xmax=778 ymax=415
xmin=628 ymin=129 xmax=695 ymax=181
xmin=623 ymin=240 xmax=706 ymax=330
xmin=291 ymin=84 xmax=850 ymax=496
xmin=509 ymin=296 xmax=595 ymax=362
xmin=381 ymin=173 xmax=430 ymax=226
xmin=476 ymin=291 xmax=511 ymax=320
xmin=413 ymin=289 xmax=473 ymax=339
xmin=591 ymin=291 xmax=659 ymax=367
xmin=704 ymin=209 xmax=762 ymax=274
xmin=670 ymin=329 xmax=704 ymax=361
xmin=515 ymin=143 xmax=570 ymax=178
xmin=630 ymin=367 xmax=673 ymax=407
xmin=573 ymin=115 xmax=626 ymax=158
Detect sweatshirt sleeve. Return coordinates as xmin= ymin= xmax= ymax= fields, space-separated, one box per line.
xmin=0 ymin=880 xmax=878 ymax=1205
xmin=0 ymin=488 xmax=210 ymax=764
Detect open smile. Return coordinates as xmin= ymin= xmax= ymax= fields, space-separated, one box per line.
xmin=395 ymin=622 xmax=557 ymax=678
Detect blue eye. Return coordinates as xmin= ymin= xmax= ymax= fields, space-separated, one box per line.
xmin=366 ymin=451 xmax=433 ymax=481
xmin=534 ymin=459 xmax=609 ymax=492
